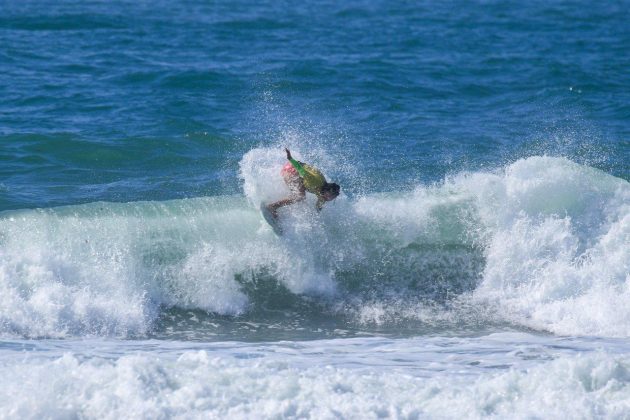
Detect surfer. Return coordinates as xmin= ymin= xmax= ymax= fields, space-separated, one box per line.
xmin=266 ymin=148 xmax=340 ymax=218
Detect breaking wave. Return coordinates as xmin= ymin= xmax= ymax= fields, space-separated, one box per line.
xmin=0 ymin=150 xmax=627 ymax=338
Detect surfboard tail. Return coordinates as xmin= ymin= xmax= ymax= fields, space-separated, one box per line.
xmin=260 ymin=204 xmax=283 ymax=236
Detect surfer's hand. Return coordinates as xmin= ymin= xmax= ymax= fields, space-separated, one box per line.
xmin=285 ymin=148 xmax=292 ymax=160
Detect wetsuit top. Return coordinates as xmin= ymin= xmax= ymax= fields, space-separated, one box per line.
xmin=289 ymin=157 xmax=326 ymax=194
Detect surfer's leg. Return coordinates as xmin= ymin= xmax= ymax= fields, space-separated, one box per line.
xmin=285 ymin=174 xmax=306 ymax=197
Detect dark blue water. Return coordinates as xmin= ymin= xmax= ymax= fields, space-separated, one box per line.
xmin=2 ymin=0 xmax=628 ymax=211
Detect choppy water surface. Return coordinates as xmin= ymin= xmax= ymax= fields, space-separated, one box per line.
xmin=1 ymin=0 xmax=629 ymax=418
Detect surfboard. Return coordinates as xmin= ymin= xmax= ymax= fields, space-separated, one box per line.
xmin=260 ymin=204 xmax=283 ymax=236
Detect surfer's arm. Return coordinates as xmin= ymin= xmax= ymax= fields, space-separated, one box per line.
xmin=269 ymin=195 xmax=305 ymax=211
xmin=285 ymin=148 xmax=307 ymax=177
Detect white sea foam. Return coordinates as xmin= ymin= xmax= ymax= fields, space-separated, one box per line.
xmin=2 ymin=335 xmax=630 ymax=419
xmin=340 ymin=155 xmax=630 ymax=337
xmin=0 ymin=194 xmax=336 ymax=338
xmin=467 ymin=157 xmax=630 ymax=336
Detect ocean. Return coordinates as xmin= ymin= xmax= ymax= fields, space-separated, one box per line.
xmin=1 ymin=0 xmax=629 ymax=418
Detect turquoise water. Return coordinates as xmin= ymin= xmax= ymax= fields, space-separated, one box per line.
xmin=1 ymin=1 xmax=629 ymax=417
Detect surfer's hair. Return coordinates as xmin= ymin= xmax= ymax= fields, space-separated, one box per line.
xmin=321 ymin=182 xmax=340 ymax=197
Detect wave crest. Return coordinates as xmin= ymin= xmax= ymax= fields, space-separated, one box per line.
xmin=0 ymin=154 xmax=627 ymax=338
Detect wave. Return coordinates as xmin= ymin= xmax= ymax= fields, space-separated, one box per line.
xmin=0 ymin=152 xmax=627 ymax=338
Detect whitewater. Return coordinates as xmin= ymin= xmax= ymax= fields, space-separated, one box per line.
xmin=1 ymin=151 xmax=628 ymax=418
